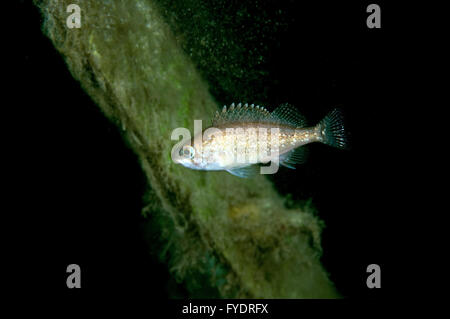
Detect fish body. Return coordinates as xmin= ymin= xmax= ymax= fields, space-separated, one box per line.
xmin=174 ymin=103 xmax=347 ymax=177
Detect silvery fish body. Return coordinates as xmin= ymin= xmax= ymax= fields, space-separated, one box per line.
xmin=174 ymin=103 xmax=347 ymax=177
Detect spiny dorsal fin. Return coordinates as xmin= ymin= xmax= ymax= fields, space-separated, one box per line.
xmin=212 ymin=102 xmax=306 ymax=128
xmin=212 ymin=102 xmax=271 ymax=126
xmin=269 ymin=103 xmax=307 ymax=128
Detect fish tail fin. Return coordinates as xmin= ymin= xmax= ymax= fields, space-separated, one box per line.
xmin=318 ymin=108 xmax=348 ymax=149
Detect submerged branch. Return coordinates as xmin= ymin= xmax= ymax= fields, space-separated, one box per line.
xmin=36 ymin=0 xmax=338 ymax=298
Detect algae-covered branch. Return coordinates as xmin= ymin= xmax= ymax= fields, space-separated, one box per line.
xmin=36 ymin=0 xmax=339 ymax=298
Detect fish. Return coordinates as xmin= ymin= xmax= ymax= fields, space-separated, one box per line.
xmin=173 ymin=103 xmax=347 ymax=177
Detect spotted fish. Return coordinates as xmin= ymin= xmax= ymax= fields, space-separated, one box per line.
xmin=173 ymin=103 xmax=347 ymax=177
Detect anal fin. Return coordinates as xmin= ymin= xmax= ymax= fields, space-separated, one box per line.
xmin=226 ymin=165 xmax=259 ymax=178
xmin=279 ymin=147 xmax=308 ymax=169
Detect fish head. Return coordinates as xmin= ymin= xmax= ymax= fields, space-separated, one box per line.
xmin=173 ymin=140 xmax=204 ymax=170
xmin=173 ymin=130 xmax=234 ymax=171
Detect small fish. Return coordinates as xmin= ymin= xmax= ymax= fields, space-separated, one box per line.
xmin=174 ymin=103 xmax=347 ymax=177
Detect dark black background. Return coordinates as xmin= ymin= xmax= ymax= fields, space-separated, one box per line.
xmin=9 ymin=0 xmax=412 ymax=311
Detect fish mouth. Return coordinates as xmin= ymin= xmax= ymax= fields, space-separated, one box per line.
xmin=175 ymin=157 xmax=201 ymax=169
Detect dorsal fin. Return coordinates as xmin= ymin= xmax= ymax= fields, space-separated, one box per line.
xmin=212 ymin=102 xmax=306 ymax=128
xmin=269 ymin=103 xmax=307 ymax=128
xmin=212 ymin=102 xmax=271 ymax=126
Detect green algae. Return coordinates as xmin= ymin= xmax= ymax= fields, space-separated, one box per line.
xmin=36 ymin=0 xmax=339 ymax=298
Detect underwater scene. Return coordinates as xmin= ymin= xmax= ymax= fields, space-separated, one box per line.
xmin=17 ymin=0 xmax=396 ymax=307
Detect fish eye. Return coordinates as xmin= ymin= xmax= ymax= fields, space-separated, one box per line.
xmin=181 ymin=145 xmax=195 ymax=159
